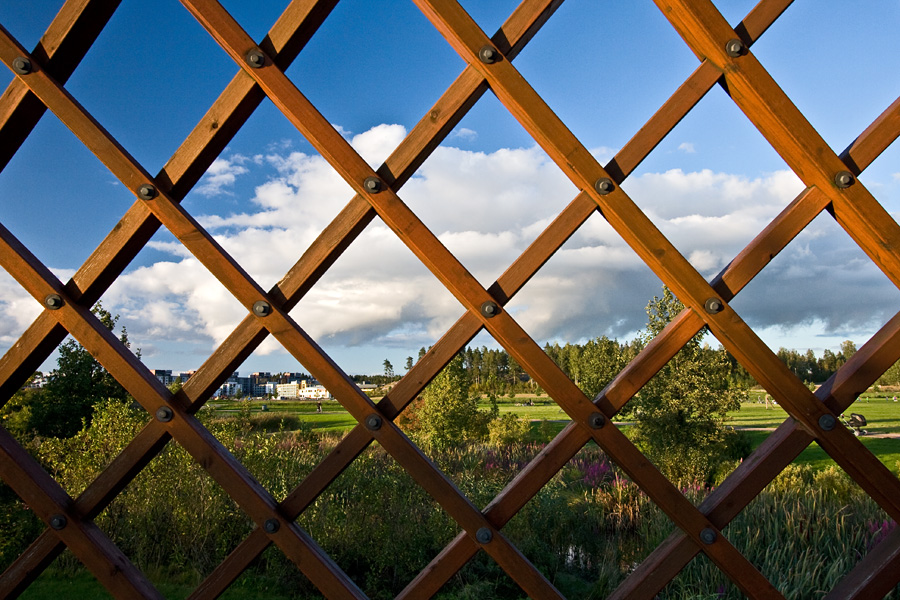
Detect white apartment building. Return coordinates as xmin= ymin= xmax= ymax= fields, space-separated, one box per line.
xmin=276 ymin=379 xmax=332 ymax=400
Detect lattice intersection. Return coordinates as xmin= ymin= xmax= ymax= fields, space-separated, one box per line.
xmin=0 ymin=0 xmax=898 ymax=598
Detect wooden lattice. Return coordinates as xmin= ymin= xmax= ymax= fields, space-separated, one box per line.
xmin=0 ymin=0 xmax=899 ymax=598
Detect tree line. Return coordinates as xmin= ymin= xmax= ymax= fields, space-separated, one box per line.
xmin=1 ymin=290 xmax=869 ymax=485
xmin=396 ymin=330 xmax=858 ymax=403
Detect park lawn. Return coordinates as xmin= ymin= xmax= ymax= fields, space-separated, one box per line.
xmin=486 ymin=399 xmax=568 ymax=421
xmin=739 ymin=430 xmax=900 ymax=475
xmin=210 ymin=396 xmax=900 ymax=472
xmin=727 ymin=399 xmax=900 ymax=435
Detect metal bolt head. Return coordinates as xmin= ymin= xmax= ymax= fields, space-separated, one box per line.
xmin=263 ymin=518 xmax=280 ymax=533
xmin=44 ymin=294 xmax=63 ymax=310
xmin=245 ymin=49 xmax=266 ymax=68
xmin=700 ymin=527 xmax=717 ymax=545
xmin=704 ymin=297 xmax=724 ymax=314
xmin=588 ymin=412 xmax=606 ymax=429
xmin=819 ymin=413 xmax=837 ymax=432
xmin=12 ymin=57 xmax=32 ymax=75
xmin=480 ymin=301 xmax=499 ymax=318
xmin=365 ymin=414 xmax=382 ymax=431
xmin=478 ymin=45 xmax=499 ymax=64
xmin=594 ymin=177 xmax=615 ymax=196
xmin=475 ymin=527 xmax=493 ymax=544
xmin=137 ymin=184 xmax=158 ymax=201
xmin=363 ymin=176 xmax=383 ymax=193
xmin=49 ymin=514 xmax=68 ymax=530
xmin=252 ymin=300 xmax=272 ymax=317
xmin=834 ymin=170 xmax=855 ymax=189
xmin=155 ymin=406 xmax=174 ymax=423
xmin=724 ymin=38 xmax=745 ymax=58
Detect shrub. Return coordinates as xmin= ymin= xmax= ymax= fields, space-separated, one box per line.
xmin=487 ymin=413 xmax=531 ymax=446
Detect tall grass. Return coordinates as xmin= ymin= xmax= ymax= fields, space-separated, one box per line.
xmin=1 ymin=401 xmax=897 ymax=598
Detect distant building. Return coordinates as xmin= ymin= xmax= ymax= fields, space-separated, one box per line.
xmin=276 ymin=379 xmax=332 ymax=400
xmin=25 ymin=372 xmax=46 ymax=389
xmin=150 ymin=369 xmax=176 ymax=387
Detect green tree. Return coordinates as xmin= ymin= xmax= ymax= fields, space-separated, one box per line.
xmin=0 ymin=373 xmax=42 ymax=439
xmin=411 ymin=354 xmax=490 ymax=449
xmin=405 ymin=356 xmax=413 ymax=372
xmin=839 ymin=340 xmax=857 ymax=364
xmin=31 ymin=303 xmax=135 ymax=438
xmin=168 ymin=376 xmax=183 ymax=394
xmin=631 ymin=287 xmax=745 ymax=484
xmin=577 ymin=336 xmax=625 ymax=401
xmin=383 ymin=359 xmax=394 ymax=380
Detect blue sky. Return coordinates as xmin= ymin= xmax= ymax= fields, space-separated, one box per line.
xmin=0 ymin=1 xmax=899 ymax=376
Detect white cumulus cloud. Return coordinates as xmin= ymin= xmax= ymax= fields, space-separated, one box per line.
xmin=7 ymin=124 xmax=897 ymax=372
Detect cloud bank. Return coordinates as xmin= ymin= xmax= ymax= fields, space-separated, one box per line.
xmin=2 ymin=124 xmax=897 ymax=373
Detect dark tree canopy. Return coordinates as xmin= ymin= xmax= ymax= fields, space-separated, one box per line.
xmin=30 ymin=303 xmax=135 ymax=438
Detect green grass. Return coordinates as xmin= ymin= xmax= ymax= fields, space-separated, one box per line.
xmin=19 ymin=570 xmax=297 ymax=600
xmin=211 ymin=395 xmax=900 ymax=472
xmin=740 ymin=430 xmax=900 ymax=474
xmin=727 ymin=399 xmax=900 ymax=435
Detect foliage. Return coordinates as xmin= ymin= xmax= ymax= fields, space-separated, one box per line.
xmin=28 ymin=303 xmax=135 ymax=438
xmin=0 ymin=386 xmax=40 ymax=439
xmin=777 ymin=341 xmax=856 ymax=386
xmin=631 ymin=287 xmax=746 ymax=484
xmin=2 ymin=401 xmax=898 ymax=599
xmin=404 ymin=355 xmax=493 ymax=450
xmin=487 ymin=412 xmax=531 ymax=446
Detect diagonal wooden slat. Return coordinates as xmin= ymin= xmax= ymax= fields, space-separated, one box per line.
xmin=181 ymin=1 xmax=788 ymax=596
xmin=1 ymin=1 xmax=563 ymax=596
xmin=613 ymin=306 xmax=900 ymax=599
xmin=0 ymin=219 xmax=368 ymax=598
xmin=0 ymin=0 xmax=121 ymax=172
xmin=1 ymin=1 xmax=899 ymax=598
xmin=652 ymin=0 xmax=900 ymax=528
xmin=0 ymin=427 xmax=162 ymax=598
xmin=0 ymin=0 xmax=340 ymax=404
xmin=414 ymin=0 xmax=900 ymax=542
xmin=5 ymin=5 xmax=567 ymax=597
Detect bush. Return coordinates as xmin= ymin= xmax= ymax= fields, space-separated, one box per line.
xmin=487 ymin=413 xmax=531 ymax=446
xmin=7 ymin=401 xmax=898 ymax=599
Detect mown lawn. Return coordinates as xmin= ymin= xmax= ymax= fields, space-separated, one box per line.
xmin=211 ymin=395 xmax=900 ymax=473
